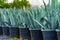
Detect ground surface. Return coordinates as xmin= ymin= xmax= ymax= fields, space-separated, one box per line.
xmin=0 ymin=36 xmax=10 ymax=40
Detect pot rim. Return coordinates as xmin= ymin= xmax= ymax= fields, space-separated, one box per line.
xmin=19 ymin=27 xmax=29 ymax=29
xmin=19 ymin=26 xmax=28 ymax=28
xmin=29 ymin=28 xmax=41 ymax=30
xmin=41 ymin=29 xmax=56 ymax=31
xmin=56 ymin=29 xmax=60 ymax=31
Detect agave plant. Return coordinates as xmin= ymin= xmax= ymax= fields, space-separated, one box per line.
xmin=0 ymin=9 xmax=10 ymax=26
xmin=0 ymin=9 xmax=17 ymax=27
xmin=25 ymin=0 xmax=59 ymax=30
xmin=57 ymin=8 xmax=60 ymax=29
xmin=29 ymin=0 xmax=59 ymax=30
xmin=25 ymin=7 xmax=46 ymax=29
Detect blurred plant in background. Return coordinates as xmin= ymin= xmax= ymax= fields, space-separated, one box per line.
xmin=0 ymin=0 xmax=31 ymax=8
xmin=10 ymin=37 xmax=19 ymax=40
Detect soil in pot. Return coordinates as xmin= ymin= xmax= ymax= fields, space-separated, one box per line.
xmin=30 ymin=29 xmax=43 ymax=40
xmin=20 ymin=28 xmax=31 ymax=40
xmin=42 ymin=30 xmax=57 ymax=40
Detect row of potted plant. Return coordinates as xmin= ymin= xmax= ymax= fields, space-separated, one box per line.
xmin=25 ymin=7 xmax=60 ymax=40
xmin=20 ymin=7 xmax=60 ymax=40
xmin=0 ymin=8 xmax=31 ymax=40
xmin=0 ymin=6 xmax=60 ymax=40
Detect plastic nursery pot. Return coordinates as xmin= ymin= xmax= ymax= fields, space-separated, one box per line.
xmin=56 ymin=29 xmax=60 ymax=40
xmin=30 ymin=29 xmax=43 ymax=40
xmin=20 ymin=28 xmax=31 ymax=40
xmin=42 ymin=29 xmax=57 ymax=40
xmin=0 ymin=27 xmax=3 ymax=35
xmin=2 ymin=27 xmax=9 ymax=36
xmin=0 ymin=27 xmax=10 ymax=40
xmin=9 ymin=27 xmax=19 ymax=38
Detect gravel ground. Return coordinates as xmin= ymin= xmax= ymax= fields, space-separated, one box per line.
xmin=0 ymin=36 xmax=10 ymax=40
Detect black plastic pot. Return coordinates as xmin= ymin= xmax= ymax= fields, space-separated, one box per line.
xmin=0 ymin=27 xmax=3 ymax=35
xmin=20 ymin=28 xmax=31 ymax=40
xmin=30 ymin=29 xmax=43 ymax=40
xmin=9 ymin=27 xmax=19 ymax=38
xmin=42 ymin=30 xmax=57 ymax=40
xmin=56 ymin=29 xmax=60 ymax=40
xmin=2 ymin=27 xmax=9 ymax=36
